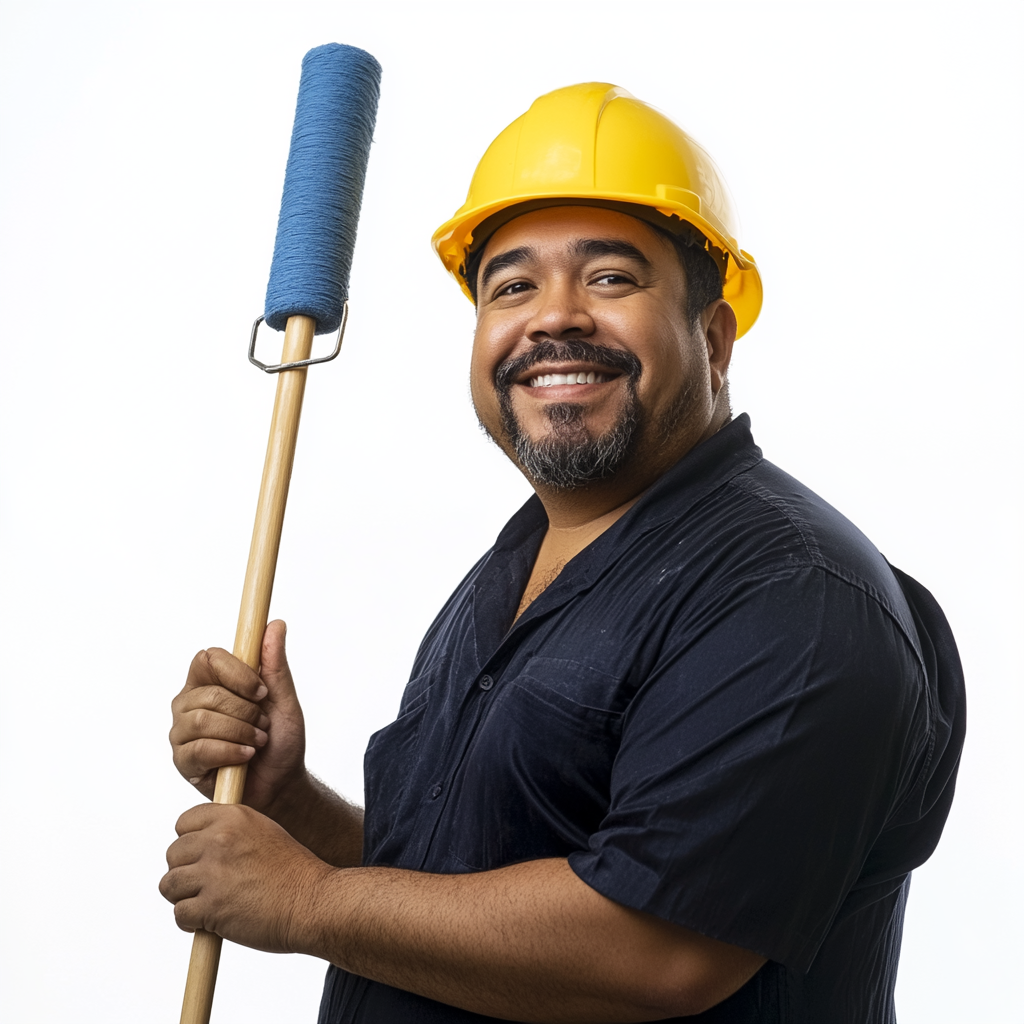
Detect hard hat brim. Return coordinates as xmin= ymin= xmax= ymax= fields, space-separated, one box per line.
xmin=431 ymin=194 xmax=762 ymax=339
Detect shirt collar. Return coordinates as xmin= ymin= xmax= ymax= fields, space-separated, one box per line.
xmin=494 ymin=414 xmax=761 ymax=552
xmin=617 ymin=413 xmax=763 ymax=536
xmin=482 ymin=414 xmax=763 ymax=639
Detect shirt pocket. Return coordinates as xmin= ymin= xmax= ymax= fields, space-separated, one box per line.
xmin=362 ymin=675 xmax=434 ymax=861
xmin=444 ymin=658 xmax=624 ymax=872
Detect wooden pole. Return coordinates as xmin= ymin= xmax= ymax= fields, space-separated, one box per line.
xmin=179 ymin=313 xmax=317 ymax=1024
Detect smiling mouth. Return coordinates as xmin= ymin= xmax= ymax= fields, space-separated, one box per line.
xmin=527 ymin=371 xmax=615 ymax=388
xmin=496 ymin=340 xmax=640 ymax=397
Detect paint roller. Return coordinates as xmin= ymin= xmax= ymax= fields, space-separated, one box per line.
xmin=178 ymin=43 xmax=381 ymax=1024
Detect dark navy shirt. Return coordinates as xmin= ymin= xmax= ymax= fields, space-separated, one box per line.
xmin=318 ymin=415 xmax=965 ymax=1024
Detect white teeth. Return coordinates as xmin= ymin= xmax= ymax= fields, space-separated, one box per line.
xmin=528 ymin=372 xmax=611 ymax=387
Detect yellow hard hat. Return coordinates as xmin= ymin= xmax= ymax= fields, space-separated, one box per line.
xmin=432 ymin=82 xmax=762 ymax=338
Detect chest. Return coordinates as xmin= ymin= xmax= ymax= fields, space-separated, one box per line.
xmin=359 ymin=552 xmax=686 ymax=874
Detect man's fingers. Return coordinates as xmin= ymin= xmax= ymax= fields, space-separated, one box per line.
xmin=170 ymin=699 xmax=266 ymax=785
xmin=182 ymin=648 xmax=268 ymax=704
xmin=171 ymin=625 xmax=305 ymax=809
xmin=171 ymin=706 xmax=269 ymax=751
xmin=160 ymin=831 xmax=205 ymax=927
xmin=175 ymin=684 xmax=269 ymax=727
xmin=159 ymin=864 xmax=198 ymax=901
xmin=259 ymin=620 xmax=298 ymax=706
xmin=169 ymin=685 xmax=268 ymax=788
xmin=205 ymin=647 xmax=269 ymax=701
xmin=174 ymin=737 xmax=257 ymax=783
xmin=165 ymin=829 xmax=205 ymax=869
xmin=175 ymin=802 xmax=229 ymax=837
xmin=159 ymin=865 xmax=205 ymax=934
xmin=172 ymin=898 xmax=202 ymax=933
xmin=164 ymin=886 xmax=220 ymax=936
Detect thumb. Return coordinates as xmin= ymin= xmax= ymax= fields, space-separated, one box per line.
xmin=260 ymin=619 xmax=297 ymax=702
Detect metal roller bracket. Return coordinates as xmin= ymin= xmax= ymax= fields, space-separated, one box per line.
xmin=248 ymin=302 xmax=349 ymax=373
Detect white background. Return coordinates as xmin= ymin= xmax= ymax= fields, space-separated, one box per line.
xmin=1 ymin=1 xmax=1020 ymax=1020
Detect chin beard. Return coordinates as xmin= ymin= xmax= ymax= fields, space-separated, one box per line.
xmin=501 ymin=394 xmax=642 ymax=489
xmin=488 ymin=340 xmax=644 ymax=490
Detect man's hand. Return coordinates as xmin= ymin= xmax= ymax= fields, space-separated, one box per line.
xmin=169 ymin=620 xmax=364 ymax=866
xmin=169 ymin=619 xmax=305 ymax=814
xmin=160 ymin=802 xmax=333 ymax=953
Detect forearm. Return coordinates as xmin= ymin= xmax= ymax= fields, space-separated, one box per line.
xmin=265 ymin=770 xmax=363 ymax=868
xmin=292 ymin=857 xmax=762 ymax=1022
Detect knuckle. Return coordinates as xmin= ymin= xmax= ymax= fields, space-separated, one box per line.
xmin=192 ymin=737 xmax=243 ymax=771
xmin=185 ymin=649 xmax=211 ymax=686
xmin=207 ymin=687 xmax=230 ymax=712
xmin=240 ymin=701 xmax=262 ymax=725
xmin=211 ymin=687 xmax=260 ymax=726
xmin=206 ymin=648 xmax=241 ymax=683
xmin=192 ymin=737 xmax=219 ymax=766
xmin=209 ymin=687 xmax=244 ymax=717
xmin=176 ymin=740 xmax=204 ymax=773
xmin=169 ymin=718 xmax=192 ymax=746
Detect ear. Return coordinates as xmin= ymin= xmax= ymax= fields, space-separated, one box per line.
xmin=702 ymin=300 xmax=737 ymax=395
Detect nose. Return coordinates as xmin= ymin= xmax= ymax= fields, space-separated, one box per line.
xmin=525 ymin=279 xmax=596 ymax=343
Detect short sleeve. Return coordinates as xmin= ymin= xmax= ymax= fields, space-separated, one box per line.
xmin=568 ymin=566 xmax=927 ymax=971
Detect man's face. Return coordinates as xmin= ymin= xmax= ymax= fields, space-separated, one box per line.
xmin=470 ymin=206 xmax=730 ymax=490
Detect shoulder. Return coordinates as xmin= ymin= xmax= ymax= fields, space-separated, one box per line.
xmin=676 ymin=456 xmax=922 ymax=661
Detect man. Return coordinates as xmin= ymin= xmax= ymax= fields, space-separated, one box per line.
xmin=162 ymin=84 xmax=965 ymax=1022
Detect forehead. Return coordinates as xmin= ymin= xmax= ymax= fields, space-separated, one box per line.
xmin=483 ymin=205 xmax=669 ymax=257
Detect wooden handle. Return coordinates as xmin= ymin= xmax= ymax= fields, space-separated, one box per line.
xmin=179 ymin=314 xmax=317 ymax=1024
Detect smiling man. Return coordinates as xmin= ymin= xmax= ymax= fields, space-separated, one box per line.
xmin=162 ymin=85 xmax=966 ymax=1023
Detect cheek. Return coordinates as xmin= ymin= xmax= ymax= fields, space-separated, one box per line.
xmin=469 ymin=334 xmax=504 ymax=426
xmin=469 ymin=366 xmax=491 ymax=419
xmin=470 ymin=314 xmax=518 ymax=394
xmin=633 ymin=325 xmax=708 ymax=405
xmin=469 ymin=336 xmax=492 ymax=391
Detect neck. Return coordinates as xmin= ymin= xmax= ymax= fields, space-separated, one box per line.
xmin=534 ymin=473 xmax=652 ymax=533
xmin=509 ymin=412 xmax=728 ymax=624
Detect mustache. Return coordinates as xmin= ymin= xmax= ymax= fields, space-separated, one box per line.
xmin=494 ymin=340 xmax=642 ymax=393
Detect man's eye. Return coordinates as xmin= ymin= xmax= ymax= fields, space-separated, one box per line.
xmin=593 ymin=273 xmax=632 ymax=286
xmin=497 ymin=281 xmax=532 ymax=297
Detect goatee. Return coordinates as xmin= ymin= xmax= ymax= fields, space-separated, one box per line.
xmin=489 ymin=340 xmax=643 ymax=490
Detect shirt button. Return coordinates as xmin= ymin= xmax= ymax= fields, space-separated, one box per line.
xmin=479 ymin=674 xmax=494 ymax=691
xmin=430 ymin=784 xmax=442 ymax=799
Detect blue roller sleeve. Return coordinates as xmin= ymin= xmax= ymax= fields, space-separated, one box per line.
xmin=264 ymin=44 xmax=381 ymax=334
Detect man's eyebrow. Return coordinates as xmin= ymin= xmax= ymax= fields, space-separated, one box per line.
xmin=569 ymin=238 xmax=653 ymax=266
xmin=479 ymin=238 xmax=651 ymax=291
xmin=480 ymin=246 xmax=537 ymax=288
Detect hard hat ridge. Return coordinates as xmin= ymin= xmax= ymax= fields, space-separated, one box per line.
xmin=431 ymin=82 xmax=763 ymax=338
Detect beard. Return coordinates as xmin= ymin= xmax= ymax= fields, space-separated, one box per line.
xmin=488 ymin=340 xmax=644 ymax=490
